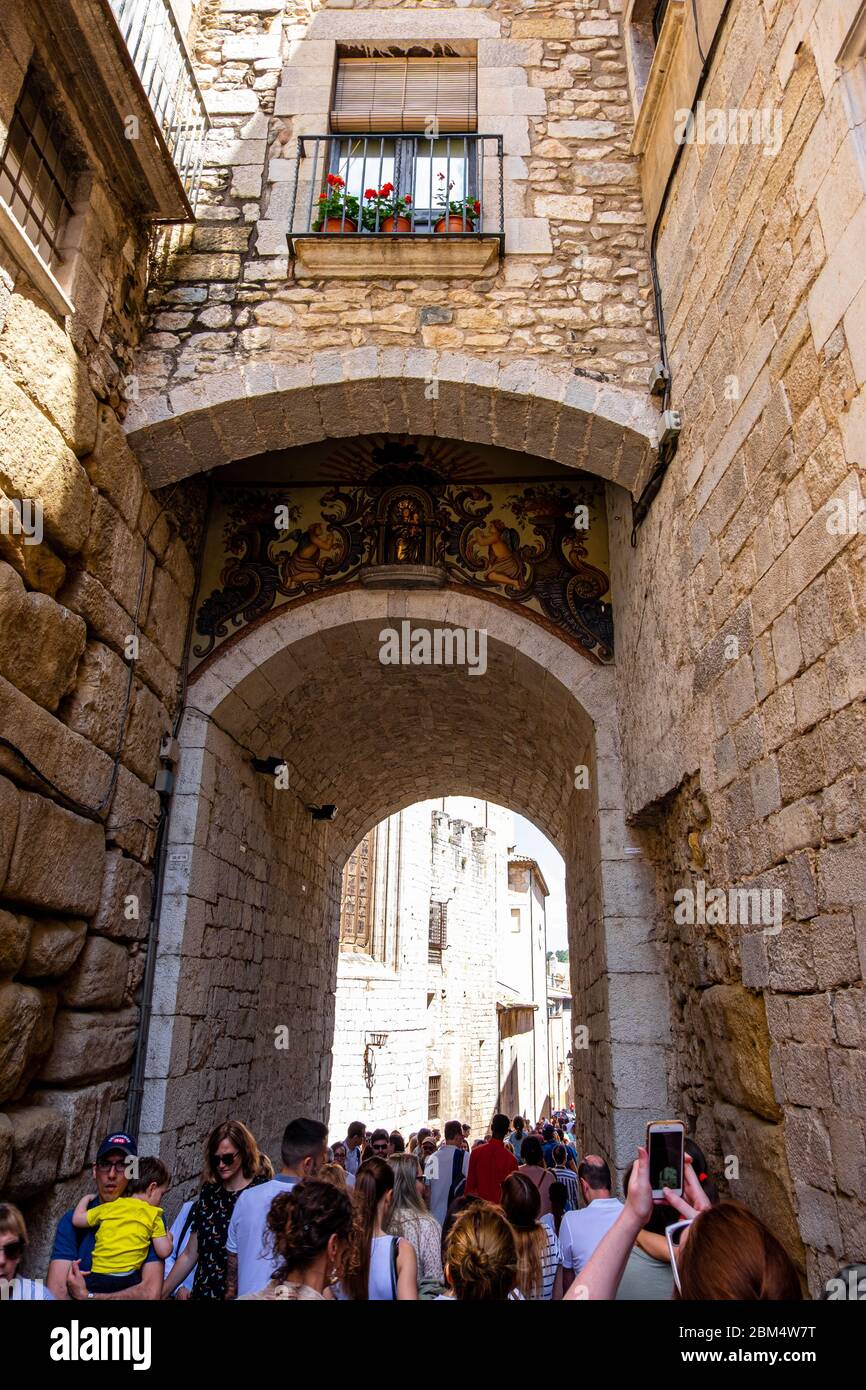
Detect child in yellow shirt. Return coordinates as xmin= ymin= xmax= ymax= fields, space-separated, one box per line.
xmin=72 ymin=1156 xmax=173 ymax=1294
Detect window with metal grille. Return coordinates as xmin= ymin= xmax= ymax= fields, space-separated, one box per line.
xmin=0 ymin=67 xmax=78 ymax=268
xmin=428 ymin=1074 xmax=441 ymax=1116
xmin=428 ymin=901 xmax=448 ymax=961
xmin=652 ymin=0 xmax=671 ymax=43
xmin=329 ymin=53 xmax=478 ymax=231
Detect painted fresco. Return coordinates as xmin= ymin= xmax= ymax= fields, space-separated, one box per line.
xmin=191 ymin=439 xmax=613 ymax=668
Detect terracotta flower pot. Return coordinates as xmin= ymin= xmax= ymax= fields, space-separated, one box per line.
xmin=434 ymin=215 xmax=476 ymax=233
xmin=380 ymin=215 xmax=412 ymax=233
xmin=319 ymin=216 xmax=357 ymax=233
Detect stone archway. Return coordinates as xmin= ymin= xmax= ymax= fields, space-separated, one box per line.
xmin=124 ymin=349 xmax=660 ymax=494
xmin=141 ymin=586 xmax=669 ymax=1193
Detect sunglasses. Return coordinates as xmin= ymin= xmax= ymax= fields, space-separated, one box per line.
xmin=214 ymin=1151 xmax=239 ymax=1167
xmin=372 ymin=1143 xmax=389 ymax=1153
xmin=665 ymin=1218 xmax=695 ymax=1293
xmin=0 ymin=1239 xmax=23 ymax=1259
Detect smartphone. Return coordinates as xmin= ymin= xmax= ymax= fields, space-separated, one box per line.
xmin=646 ymin=1120 xmax=684 ymax=1198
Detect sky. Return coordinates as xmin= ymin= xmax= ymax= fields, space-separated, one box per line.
xmin=513 ymin=813 xmax=568 ymax=954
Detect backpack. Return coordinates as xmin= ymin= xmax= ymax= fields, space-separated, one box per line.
xmin=446 ymin=1147 xmax=466 ymax=1206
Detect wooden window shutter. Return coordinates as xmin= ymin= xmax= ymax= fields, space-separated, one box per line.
xmin=331 ymin=57 xmax=477 ymax=134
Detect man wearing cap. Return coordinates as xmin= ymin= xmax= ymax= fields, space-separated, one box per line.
xmin=46 ymin=1132 xmax=164 ymax=1300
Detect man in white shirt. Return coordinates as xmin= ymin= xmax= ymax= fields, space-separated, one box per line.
xmin=344 ymin=1120 xmax=366 ymax=1178
xmin=424 ymin=1119 xmax=470 ymax=1225
xmin=559 ymin=1155 xmax=624 ymax=1290
xmin=226 ymin=1117 xmax=327 ymax=1298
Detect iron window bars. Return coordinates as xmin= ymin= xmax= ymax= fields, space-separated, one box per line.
xmin=290 ymin=132 xmax=504 ymax=241
xmin=0 ymin=67 xmax=79 ymax=268
xmin=108 ymin=0 xmax=208 ymax=207
xmin=429 ymin=902 xmax=448 ymax=962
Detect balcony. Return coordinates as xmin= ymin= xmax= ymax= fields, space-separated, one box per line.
xmin=288 ymin=133 xmax=504 ymax=281
xmin=40 ymin=0 xmax=209 ymax=220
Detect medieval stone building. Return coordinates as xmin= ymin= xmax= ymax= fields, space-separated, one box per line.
xmin=330 ymin=798 xmax=556 ymax=1140
xmin=0 ymin=0 xmax=864 ymax=1295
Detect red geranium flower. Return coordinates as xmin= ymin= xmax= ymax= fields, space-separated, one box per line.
xmin=404 ymin=195 xmax=412 ymax=205
xmin=378 ymin=182 xmax=394 ymax=196
xmin=473 ymin=200 xmax=481 ymax=214
xmin=326 ymin=173 xmax=344 ymax=187
xmin=364 ymin=188 xmax=377 ymax=199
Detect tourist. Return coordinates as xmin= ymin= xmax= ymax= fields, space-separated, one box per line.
xmin=338 ymin=1157 xmax=418 ymax=1300
xmin=663 ymin=1159 xmax=802 ymax=1300
xmin=330 ymin=1140 xmax=355 ymax=1189
xmin=407 ymin=1133 xmax=419 ymax=1154
xmin=318 ymin=1163 xmax=350 ymax=1192
xmin=240 ymin=1180 xmax=354 ymax=1301
xmin=345 ymin=1121 xmax=365 ymax=1178
xmin=420 ymin=1134 xmax=438 ymax=1163
xmin=71 ymin=1156 xmax=172 ymax=1295
xmin=614 ymin=1163 xmax=675 ymax=1301
xmin=550 ymin=1144 xmax=580 ymax=1210
xmin=461 ymin=1124 xmax=472 ymax=1148
xmin=507 ymin=1115 xmax=526 ymax=1161
xmin=162 ymin=1120 xmax=268 ymax=1301
xmin=425 ymin=1119 xmax=470 ymax=1225
xmin=559 ymin=1155 xmax=623 ymax=1288
xmin=164 ymin=1197 xmax=196 ymax=1298
xmin=225 ymin=1117 xmax=328 ymax=1298
xmin=0 ymin=1203 xmax=53 ymax=1299
xmin=547 ymin=1181 xmax=568 ymax=1239
xmin=417 ymin=1126 xmax=432 ymax=1151
xmin=439 ymin=1200 xmax=520 ymax=1301
xmin=567 ymin=1149 xmax=801 ymax=1302
xmin=389 ymin=1130 xmax=405 ymax=1155
xmin=518 ymin=1135 xmax=556 ymax=1217
xmin=368 ymin=1128 xmax=391 ymax=1158
xmin=48 ymin=1131 xmax=164 ymax=1301
xmin=500 ymin=1171 xmax=562 ymax=1300
xmin=386 ymin=1153 xmax=444 ymax=1289
xmin=465 ymin=1113 xmax=518 ymax=1204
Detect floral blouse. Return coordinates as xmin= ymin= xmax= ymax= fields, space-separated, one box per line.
xmin=190 ymin=1177 xmax=266 ymax=1300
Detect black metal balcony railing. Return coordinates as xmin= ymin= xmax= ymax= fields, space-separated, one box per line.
xmin=109 ymin=0 xmax=208 ymax=207
xmin=289 ymin=133 xmax=504 ymax=240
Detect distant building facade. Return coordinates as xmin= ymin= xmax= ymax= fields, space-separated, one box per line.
xmin=329 ymin=800 xmax=559 ymax=1139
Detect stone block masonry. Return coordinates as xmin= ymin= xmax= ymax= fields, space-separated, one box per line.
xmin=139 ymin=0 xmax=658 ymax=394
xmin=0 ymin=0 xmax=199 ymax=1268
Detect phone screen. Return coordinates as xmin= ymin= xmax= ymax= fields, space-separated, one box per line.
xmin=648 ymin=1127 xmax=683 ymax=1192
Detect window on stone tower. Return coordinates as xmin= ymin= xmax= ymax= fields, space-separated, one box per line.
xmin=339 ymin=828 xmax=377 ymax=954
xmin=328 ymin=50 xmax=478 ymax=232
xmin=428 ymin=1074 xmax=441 ymax=1118
xmin=511 ymin=907 xmax=521 ymax=933
xmin=0 ymin=66 xmax=79 ymax=270
xmin=428 ymin=901 xmax=448 ymax=962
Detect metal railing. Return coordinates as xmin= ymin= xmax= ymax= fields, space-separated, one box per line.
xmin=289 ymin=133 xmax=504 ymax=239
xmin=109 ymin=0 xmax=209 ymax=207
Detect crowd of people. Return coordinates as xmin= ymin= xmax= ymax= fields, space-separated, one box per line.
xmin=2 ymin=1103 xmax=834 ymax=1303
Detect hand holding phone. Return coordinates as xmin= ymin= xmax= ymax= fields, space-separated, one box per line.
xmin=646 ymin=1120 xmax=684 ymax=1199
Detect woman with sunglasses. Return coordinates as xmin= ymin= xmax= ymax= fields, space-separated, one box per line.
xmin=162 ymin=1120 xmax=268 ymax=1300
xmin=0 ymin=1203 xmax=53 ymax=1299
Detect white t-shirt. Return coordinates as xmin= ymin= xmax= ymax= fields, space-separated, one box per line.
xmin=424 ymin=1146 xmax=470 ymax=1226
xmin=6 ymin=1277 xmax=54 ymax=1300
xmin=226 ymin=1175 xmax=298 ymax=1297
xmin=559 ymin=1198 xmax=624 ymax=1274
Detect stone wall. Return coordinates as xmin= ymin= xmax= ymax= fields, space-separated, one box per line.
xmin=0 ymin=1 xmax=199 ymax=1269
xmin=137 ymin=0 xmax=658 ymax=395
xmin=608 ymin=0 xmax=866 ymax=1290
xmin=139 ymin=709 xmax=338 ymax=1202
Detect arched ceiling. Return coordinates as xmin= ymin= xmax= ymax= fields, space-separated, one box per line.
xmin=186 ymin=589 xmax=614 ymax=859
xmin=125 ymin=348 xmax=659 ymax=496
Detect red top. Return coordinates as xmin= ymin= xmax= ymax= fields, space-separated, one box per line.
xmin=465 ymin=1138 xmax=518 ymax=1205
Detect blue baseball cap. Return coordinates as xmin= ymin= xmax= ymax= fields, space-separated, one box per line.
xmin=96 ymin=1132 xmax=138 ymax=1161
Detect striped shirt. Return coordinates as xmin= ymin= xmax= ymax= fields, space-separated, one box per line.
xmin=516 ymin=1224 xmax=561 ymax=1301
xmin=552 ymin=1165 xmax=580 ymax=1210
